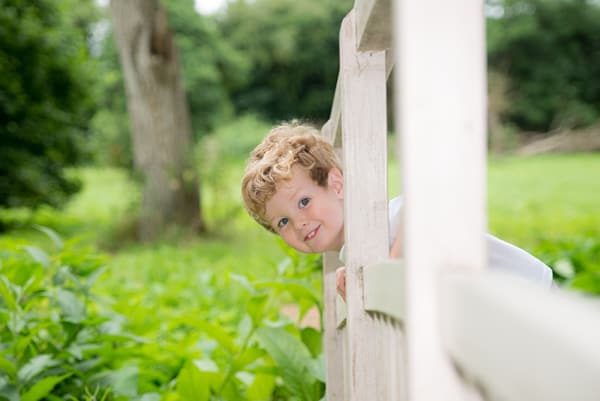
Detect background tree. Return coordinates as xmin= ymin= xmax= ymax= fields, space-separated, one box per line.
xmin=218 ymin=0 xmax=352 ymax=122
xmin=110 ymin=0 xmax=204 ymax=240
xmin=487 ymin=0 xmax=600 ymax=133
xmin=92 ymin=0 xmax=245 ymax=167
xmin=0 ymin=0 xmax=97 ymax=214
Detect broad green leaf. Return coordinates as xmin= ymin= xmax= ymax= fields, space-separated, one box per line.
xmin=246 ymin=373 xmax=275 ymax=401
xmin=32 ymin=225 xmax=63 ymax=250
xmin=231 ymin=346 xmax=264 ymax=371
xmin=229 ymin=273 xmax=257 ymax=294
xmin=554 ymin=258 xmax=575 ymax=279
xmin=23 ymin=247 xmax=50 ymax=268
xmin=183 ymin=317 xmax=236 ymax=354
xmin=0 ymin=277 xmax=17 ymax=311
xmin=0 ymin=356 xmax=17 ymax=378
xmin=85 ymin=265 xmax=107 ymax=289
xmin=21 ymin=373 xmax=71 ymax=401
xmin=254 ymin=279 xmax=320 ymax=305
xmin=256 ymin=327 xmax=321 ymax=401
xmin=110 ymin=365 xmax=139 ymax=398
xmin=56 ymin=289 xmax=86 ymax=323
xmin=176 ymin=361 xmax=210 ymax=401
xmin=308 ymin=353 xmax=326 ymax=383
xmin=193 ymin=358 xmax=219 ymax=373
xmin=18 ymin=355 xmax=59 ymax=384
xmin=300 ymin=327 xmax=322 ymax=358
xmin=0 ymin=379 xmax=18 ymax=401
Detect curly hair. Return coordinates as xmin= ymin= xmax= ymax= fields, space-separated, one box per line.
xmin=241 ymin=121 xmax=341 ymax=233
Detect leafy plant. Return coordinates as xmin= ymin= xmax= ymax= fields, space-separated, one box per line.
xmin=163 ymin=244 xmax=325 ymax=401
xmin=0 ymin=227 xmax=157 ymax=400
xmin=535 ymin=236 xmax=600 ymax=295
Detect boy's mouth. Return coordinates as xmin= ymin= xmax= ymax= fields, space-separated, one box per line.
xmin=304 ymin=225 xmax=320 ymax=241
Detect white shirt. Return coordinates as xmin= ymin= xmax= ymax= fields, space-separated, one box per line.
xmin=388 ymin=196 xmax=553 ymax=287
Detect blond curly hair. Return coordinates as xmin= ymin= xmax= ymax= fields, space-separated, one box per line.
xmin=241 ymin=121 xmax=341 ymax=233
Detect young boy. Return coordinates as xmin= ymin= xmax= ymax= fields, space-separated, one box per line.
xmin=241 ymin=121 xmax=554 ymax=299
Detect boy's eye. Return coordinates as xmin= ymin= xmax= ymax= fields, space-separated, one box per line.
xmin=299 ymin=197 xmax=310 ymax=208
xmin=277 ymin=217 xmax=289 ymax=229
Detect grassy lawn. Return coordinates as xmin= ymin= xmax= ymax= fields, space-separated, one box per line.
xmin=488 ymin=153 xmax=600 ymax=247
xmin=387 ymin=153 xmax=600 ymax=253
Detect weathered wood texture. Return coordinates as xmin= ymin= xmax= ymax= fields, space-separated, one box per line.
xmin=322 ymin=51 xmax=394 ymax=149
xmin=339 ymin=9 xmax=406 ymax=401
xmin=322 ymin=251 xmax=346 ymax=401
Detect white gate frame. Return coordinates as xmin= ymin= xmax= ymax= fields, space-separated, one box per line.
xmin=320 ymin=1 xmax=600 ymax=400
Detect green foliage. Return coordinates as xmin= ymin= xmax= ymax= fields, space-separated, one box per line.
xmin=97 ymin=235 xmax=324 ymax=400
xmin=0 ymin=227 xmax=157 ymax=400
xmin=91 ymin=0 xmax=248 ymax=168
xmin=487 ymin=0 xmax=600 ymax=131
xmin=535 ymin=237 xmax=600 ymax=294
xmin=196 ymin=114 xmax=272 ymax=230
xmin=486 ymin=154 xmax=600 ymax=295
xmin=164 ymin=0 xmax=247 ymax=136
xmin=2 ymin=130 xmax=598 ymax=400
xmin=87 ymin=26 xmax=132 ymax=169
xmin=218 ymin=0 xmax=352 ymax=121
xmin=0 ymin=0 xmax=98 ymax=210
xmin=0 ymin=225 xmax=325 ymax=401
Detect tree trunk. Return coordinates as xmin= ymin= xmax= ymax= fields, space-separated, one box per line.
xmin=110 ymin=0 xmax=204 ymax=240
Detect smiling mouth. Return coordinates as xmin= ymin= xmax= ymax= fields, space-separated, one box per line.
xmin=304 ymin=225 xmax=320 ymax=241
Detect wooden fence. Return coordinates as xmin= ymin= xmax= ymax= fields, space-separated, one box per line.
xmin=319 ymin=1 xmax=600 ymax=400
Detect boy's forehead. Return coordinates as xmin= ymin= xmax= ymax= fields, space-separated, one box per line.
xmin=275 ymin=166 xmax=313 ymax=192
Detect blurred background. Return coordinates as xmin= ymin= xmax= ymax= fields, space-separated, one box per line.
xmin=0 ymin=0 xmax=599 ymax=400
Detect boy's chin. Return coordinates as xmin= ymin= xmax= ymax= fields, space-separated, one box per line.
xmin=288 ymin=243 xmax=324 ymax=254
xmin=298 ymin=244 xmax=336 ymax=255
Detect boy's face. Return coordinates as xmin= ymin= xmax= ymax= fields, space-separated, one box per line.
xmin=265 ymin=165 xmax=344 ymax=254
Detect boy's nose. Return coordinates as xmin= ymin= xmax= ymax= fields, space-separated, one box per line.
xmin=294 ymin=215 xmax=307 ymax=229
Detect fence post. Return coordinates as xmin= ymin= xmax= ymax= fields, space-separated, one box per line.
xmin=393 ymin=1 xmax=487 ymax=400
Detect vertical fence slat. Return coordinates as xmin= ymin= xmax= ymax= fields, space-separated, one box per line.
xmin=339 ymin=9 xmax=391 ymax=401
xmin=393 ymin=0 xmax=487 ymax=400
xmin=322 ymin=251 xmax=345 ymax=401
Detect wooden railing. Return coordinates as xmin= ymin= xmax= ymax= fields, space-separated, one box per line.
xmin=320 ymin=1 xmax=600 ymax=400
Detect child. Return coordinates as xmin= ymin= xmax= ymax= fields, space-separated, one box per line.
xmin=241 ymin=121 xmax=554 ymax=300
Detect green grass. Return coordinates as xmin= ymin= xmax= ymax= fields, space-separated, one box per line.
xmin=388 ymin=153 xmax=600 ymax=253
xmin=488 ymin=154 xmax=600 ymax=245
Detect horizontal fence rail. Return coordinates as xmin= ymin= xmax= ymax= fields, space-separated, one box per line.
xmin=442 ymin=272 xmax=600 ymax=401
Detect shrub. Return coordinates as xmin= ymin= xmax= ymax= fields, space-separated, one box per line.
xmin=0 ymin=227 xmax=158 ymax=400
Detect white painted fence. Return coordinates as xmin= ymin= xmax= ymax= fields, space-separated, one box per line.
xmin=320 ymin=1 xmax=600 ymax=400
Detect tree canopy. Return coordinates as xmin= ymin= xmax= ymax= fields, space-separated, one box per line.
xmin=487 ymin=0 xmax=600 ymax=132
xmin=219 ymin=0 xmax=352 ymax=122
xmin=0 ymin=0 xmax=97 ymax=209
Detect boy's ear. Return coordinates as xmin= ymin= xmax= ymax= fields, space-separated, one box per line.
xmin=328 ymin=168 xmax=344 ymax=199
